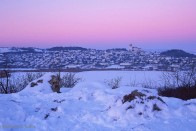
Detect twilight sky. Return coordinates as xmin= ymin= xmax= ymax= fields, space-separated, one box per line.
xmin=0 ymin=0 xmax=196 ymax=51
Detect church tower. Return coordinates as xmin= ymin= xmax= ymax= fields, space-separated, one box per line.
xmin=129 ymin=44 xmax=133 ymax=52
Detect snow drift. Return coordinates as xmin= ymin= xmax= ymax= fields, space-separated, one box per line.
xmin=0 ymin=71 xmax=196 ymax=131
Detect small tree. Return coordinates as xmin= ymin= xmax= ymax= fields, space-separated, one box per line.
xmin=158 ymin=65 xmax=196 ymax=100
xmin=160 ymin=66 xmax=196 ymax=88
xmin=0 ymin=54 xmax=12 ymax=94
xmin=0 ymin=70 xmax=11 ymax=94
xmin=61 ymin=73 xmax=81 ymax=88
xmin=105 ymin=77 xmax=122 ymax=89
xmin=25 ymin=72 xmax=44 ymax=83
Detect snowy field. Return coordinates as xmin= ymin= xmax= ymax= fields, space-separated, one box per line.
xmin=0 ymin=71 xmax=196 ymax=131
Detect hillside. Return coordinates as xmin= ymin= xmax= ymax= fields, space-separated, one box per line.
xmin=1 ymin=47 xmax=195 ymax=71
xmin=47 ymin=46 xmax=88 ymax=51
xmin=161 ymin=49 xmax=196 ymax=58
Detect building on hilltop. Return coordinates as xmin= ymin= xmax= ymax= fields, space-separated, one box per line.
xmin=129 ymin=44 xmax=142 ymax=54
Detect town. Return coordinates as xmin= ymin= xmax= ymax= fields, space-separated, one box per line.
xmin=0 ymin=45 xmax=195 ymax=71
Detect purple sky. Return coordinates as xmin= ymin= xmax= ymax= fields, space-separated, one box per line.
xmin=0 ymin=0 xmax=196 ymax=51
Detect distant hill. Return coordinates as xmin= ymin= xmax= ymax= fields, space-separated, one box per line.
xmin=11 ymin=47 xmax=43 ymax=53
xmin=47 ymin=46 xmax=88 ymax=51
xmin=0 ymin=47 xmax=43 ymax=53
xmin=160 ymin=49 xmax=196 ymax=58
xmin=106 ymin=48 xmax=128 ymax=52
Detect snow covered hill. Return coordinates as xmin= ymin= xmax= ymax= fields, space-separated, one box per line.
xmin=0 ymin=71 xmax=195 ymax=131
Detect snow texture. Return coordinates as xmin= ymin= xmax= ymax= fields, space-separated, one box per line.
xmin=0 ymin=71 xmax=195 ymax=131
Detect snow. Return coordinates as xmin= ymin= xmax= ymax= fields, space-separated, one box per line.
xmin=0 ymin=47 xmax=11 ymax=53
xmin=20 ymin=73 xmax=53 ymax=95
xmin=0 ymin=71 xmax=196 ymax=131
xmin=34 ymin=48 xmax=43 ymax=52
xmin=76 ymin=71 xmax=163 ymax=88
xmin=106 ymin=65 xmax=124 ymax=69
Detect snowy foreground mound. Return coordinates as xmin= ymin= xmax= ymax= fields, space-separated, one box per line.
xmin=0 ymin=72 xmax=196 ymax=131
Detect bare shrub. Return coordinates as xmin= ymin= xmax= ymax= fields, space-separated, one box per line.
xmin=48 ymin=72 xmax=80 ymax=93
xmin=1 ymin=76 xmax=29 ymax=93
xmin=0 ymin=72 xmax=44 ymax=94
xmin=161 ymin=66 xmax=196 ymax=88
xmin=25 ymin=72 xmax=44 ymax=83
xmin=129 ymin=77 xmax=139 ymax=87
xmin=61 ymin=73 xmax=81 ymax=88
xmin=141 ymin=78 xmax=156 ymax=89
xmin=0 ymin=54 xmax=15 ymax=94
xmin=158 ymin=66 xmax=196 ymax=100
xmin=0 ymin=71 xmax=28 ymax=93
xmin=158 ymin=86 xmax=196 ymax=100
xmin=105 ymin=77 xmax=122 ymax=89
xmin=0 ymin=70 xmax=12 ymax=94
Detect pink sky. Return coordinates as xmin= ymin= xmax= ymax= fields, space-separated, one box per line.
xmin=0 ymin=0 xmax=196 ymax=50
